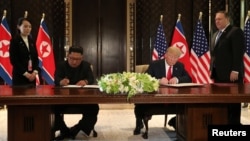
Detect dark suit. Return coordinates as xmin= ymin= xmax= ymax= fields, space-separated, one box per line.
xmin=54 ymin=60 xmax=99 ymax=136
xmin=134 ymin=59 xmax=191 ymax=131
xmin=211 ymin=25 xmax=245 ymax=83
xmin=9 ymin=35 xmax=39 ymax=86
xmin=210 ymin=25 xmax=245 ymax=124
xmin=146 ymin=59 xmax=191 ymax=83
xmin=54 ymin=60 xmax=94 ymax=86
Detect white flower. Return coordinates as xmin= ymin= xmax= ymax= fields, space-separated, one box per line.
xmin=97 ymin=72 xmax=159 ymax=100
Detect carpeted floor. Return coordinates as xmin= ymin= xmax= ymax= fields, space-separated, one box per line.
xmin=0 ymin=104 xmax=249 ymax=141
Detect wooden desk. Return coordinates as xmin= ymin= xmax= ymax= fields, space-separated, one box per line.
xmin=0 ymin=84 xmax=250 ymax=141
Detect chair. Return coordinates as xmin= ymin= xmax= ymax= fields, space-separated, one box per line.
xmin=142 ymin=104 xmax=178 ymax=139
xmin=135 ymin=64 xmax=176 ymax=139
xmin=135 ymin=64 xmax=149 ymax=74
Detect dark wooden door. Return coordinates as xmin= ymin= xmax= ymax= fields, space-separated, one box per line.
xmin=72 ymin=0 xmax=126 ymax=79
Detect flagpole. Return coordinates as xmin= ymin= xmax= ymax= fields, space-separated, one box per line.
xmin=24 ymin=11 xmax=28 ymax=18
xmin=160 ymin=15 xmax=163 ymax=24
xmin=42 ymin=13 xmax=45 ymax=20
xmin=2 ymin=10 xmax=7 ymax=18
xmin=41 ymin=13 xmax=46 ymax=85
xmin=199 ymin=12 xmax=202 ymax=21
xmin=178 ymin=14 xmax=181 ymax=21
xmin=248 ymin=10 xmax=250 ymax=18
xmin=42 ymin=13 xmax=45 ymax=85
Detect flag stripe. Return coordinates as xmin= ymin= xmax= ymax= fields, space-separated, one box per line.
xmin=244 ymin=16 xmax=250 ymax=83
xmin=190 ymin=19 xmax=212 ymax=84
xmin=0 ymin=15 xmax=12 ymax=85
xmin=171 ymin=19 xmax=192 ymax=80
xmin=36 ymin=18 xmax=55 ymax=85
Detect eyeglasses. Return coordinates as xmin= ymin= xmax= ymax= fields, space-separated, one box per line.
xmin=68 ymin=56 xmax=82 ymax=61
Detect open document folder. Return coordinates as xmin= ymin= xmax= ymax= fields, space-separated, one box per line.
xmin=162 ymin=83 xmax=204 ymax=87
xmin=62 ymin=85 xmax=99 ymax=88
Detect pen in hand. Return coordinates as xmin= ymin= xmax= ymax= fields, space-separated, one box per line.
xmin=60 ymin=77 xmax=70 ymax=86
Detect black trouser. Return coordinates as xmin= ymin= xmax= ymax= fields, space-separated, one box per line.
xmin=228 ymin=103 xmax=241 ymax=124
xmin=212 ymin=68 xmax=242 ymax=124
xmin=76 ymin=104 xmax=99 ymax=135
xmin=54 ymin=104 xmax=99 ymax=135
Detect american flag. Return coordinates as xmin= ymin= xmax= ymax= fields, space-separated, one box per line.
xmin=0 ymin=11 xmax=12 ymax=85
xmin=36 ymin=15 xmax=55 ymax=85
xmin=170 ymin=18 xmax=192 ymax=80
xmin=190 ymin=19 xmax=213 ymax=83
xmin=152 ymin=23 xmax=167 ymax=60
xmin=243 ymin=15 xmax=250 ymax=83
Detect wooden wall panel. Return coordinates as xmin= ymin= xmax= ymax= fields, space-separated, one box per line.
xmin=135 ymin=0 xmax=233 ymax=65
xmin=72 ymin=0 xmax=126 ymax=78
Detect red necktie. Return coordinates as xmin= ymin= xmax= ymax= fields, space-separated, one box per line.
xmin=167 ymin=66 xmax=172 ymax=80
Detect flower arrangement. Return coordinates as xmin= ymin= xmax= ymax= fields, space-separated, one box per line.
xmin=97 ymin=72 xmax=159 ymax=99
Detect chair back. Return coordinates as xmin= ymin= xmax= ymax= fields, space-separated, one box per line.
xmin=135 ymin=65 xmax=149 ymax=73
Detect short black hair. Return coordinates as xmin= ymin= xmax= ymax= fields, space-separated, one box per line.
xmin=68 ymin=46 xmax=83 ymax=54
xmin=16 ymin=17 xmax=31 ymax=35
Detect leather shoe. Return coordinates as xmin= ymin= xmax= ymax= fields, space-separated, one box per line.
xmin=69 ymin=124 xmax=80 ymax=139
xmin=54 ymin=132 xmax=70 ymax=141
xmin=168 ymin=116 xmax=176 ymax=130
xmin=242 ymin=103 xmax=248 ymax=108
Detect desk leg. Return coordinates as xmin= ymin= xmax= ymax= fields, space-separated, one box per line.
xmin=176 ymin=104 xmax=228 ymax=141
xmin=8 ymin=105 xmax=54 ymax=141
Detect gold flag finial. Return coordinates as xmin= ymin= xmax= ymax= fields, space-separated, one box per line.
xmin=199 ymin=12 xmax=203 ymax=20
xmin=3 ymin=10 xmax=7 ymax=17
xmin=248 ymin=10 xmax=250 ymax=17
xmin=177 ymin=14 xmax=181 ymax=21
xmin=160 ymin=15 xmax=163 ymax=23
xmin=24 ymin=11 xmax=28 ymax=18
xmin=42 ymin=13 xmax=45 ymax=19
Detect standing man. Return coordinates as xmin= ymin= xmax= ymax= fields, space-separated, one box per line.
xmin=54 ymin=46 xmax=99 ymax=140
xmin=133 ymin=46 xmax=192 ymax=135
xmin=210 ymin=11 xmax=245 ymax=124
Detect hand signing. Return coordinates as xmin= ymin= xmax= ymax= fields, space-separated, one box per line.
xmin=159 ymin=77 xmax=178 ymax=85
xmin=76 ymin=80 xmax=88 ymax=86
xmin=60 ymin=78 xmax=70 ymax=86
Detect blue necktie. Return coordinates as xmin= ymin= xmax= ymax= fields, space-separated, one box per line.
xmin=215 ymin=31 xmax=222 ymax=44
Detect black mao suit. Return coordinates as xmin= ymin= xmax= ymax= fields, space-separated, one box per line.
xmin=211 ymin=25 xmax=245 ymax=124
xmin=54 ymin=60 xmax=99 ymax=137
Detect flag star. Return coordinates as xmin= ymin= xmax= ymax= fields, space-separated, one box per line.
xmin=175 ymin=44 xmax=185 ymax=54
xmin=152 ymin=24 xmax=167 ymax=60
xmin=245 ymin=20 xmax=250 ymax=55
xmin=41 ymin=44 xmax=49 ymax=56
xmin=190 ymin=19 xmax=212 ymax=83
xmin=0 ymin=41 xmax=9 ymax=57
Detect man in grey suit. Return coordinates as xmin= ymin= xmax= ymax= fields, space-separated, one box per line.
xmin=210 ymin=11 xmax=245 ymax=124
xmin=133 ymin=46 xmax=192 ymax=135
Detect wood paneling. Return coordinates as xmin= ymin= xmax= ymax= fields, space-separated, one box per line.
xmin=72 ymin=0 xmax=126 ymax=78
